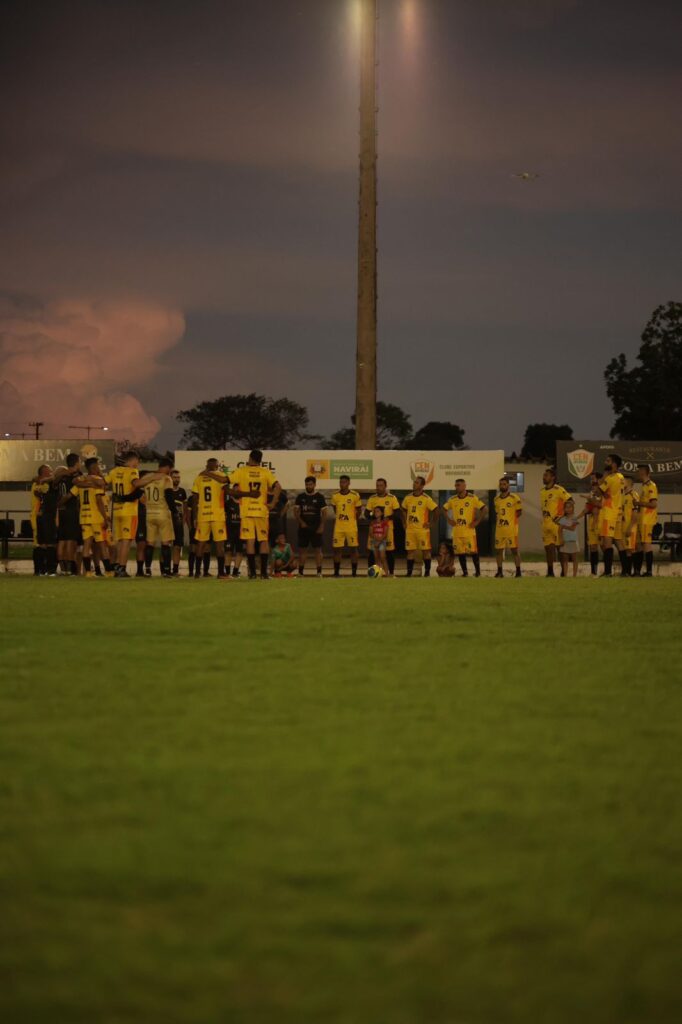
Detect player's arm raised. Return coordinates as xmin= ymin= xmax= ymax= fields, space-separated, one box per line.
xmin=267 ymin=479 xmax=282 ymax=512
xmin=201 ymin=471 xmax=230 ymax=484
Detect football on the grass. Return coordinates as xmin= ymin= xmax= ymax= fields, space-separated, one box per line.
xmin=367 ymin=566 xmax=384 ymax=578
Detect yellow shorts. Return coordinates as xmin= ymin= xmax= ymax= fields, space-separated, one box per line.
xmin=405 ymin=527 xmax=432 ymax=552
xmin=195 ymin=520 xmax=227 ymax=543
xmin=542 ymin=521 xmax=561 ymax=547
xmin=637 ymin=521 xmax=656 ymax=545
xmin=333 ymin=526 xmax=359 ymax=548
xmin=240 ymin=517 xmax=269 ymax=542
xmin=113 ymin=513 xmax=137 ymax=541
xmin=452 ymin=529 xmax=478 ymax=555
xmin=598 ymin=510 xmax=618 ymax=539
xmin=146 ymin=512 xmax=174 ymax=546
xmin=587 ymin=518 xmax=600 ymax=547
xmin=495 ymin=529 xmax=518 ymax=551
xmin=82 ymin=522 xmax=111 ymax=544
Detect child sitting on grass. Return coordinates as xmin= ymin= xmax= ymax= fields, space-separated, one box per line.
xmin=436 ymin=540 xmax=455 ymax=576
xmin=269 ymin=533 xmax=297 ymax=577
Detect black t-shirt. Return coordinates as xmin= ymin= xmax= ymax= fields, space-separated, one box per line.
xmin=269 ymin=489 xmax=288 ymax=524
xmin=295 ymin=491 xmax=326 ymax=529
xmin=226 ymin=496 xmax=241 ymax=527
xmin=172 ymin=487 xmax=187 ymax=516
xmin=40 ymin=480 xmax=60 ymax=519
xmin=56 ymin=471 xmax=79 ymax=514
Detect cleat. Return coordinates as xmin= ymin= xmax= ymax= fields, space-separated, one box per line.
xmin=495 ymin=570 xmax=503 ymax=578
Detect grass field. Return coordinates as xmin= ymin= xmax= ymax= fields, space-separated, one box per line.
xmin=1 ymin=576 xmax=681 ymax=1024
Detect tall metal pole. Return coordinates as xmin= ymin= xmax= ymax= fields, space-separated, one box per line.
xmin=355 ymin=0 xmax=378 ymax=450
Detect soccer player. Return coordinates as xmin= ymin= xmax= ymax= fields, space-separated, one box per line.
xmin=365 ymin=478 xmax=400 ymax=576
xmin=229 ymin=450 xmax=281 ymax=580
xmin=582 ymin=472 xmax=603 ymax=576
xmin=30 ymin=465 xmax=54 ymax=575
xmin=105 ymin=452 xmax=166 ymax=577
xmin=268 ymin=487 xmax=289 ymax=547
xmin=54 ymin=453 xmax=83 ymax=574
xmin=72 ymin=457 xmax=113 ymax=576
xmin=143 ymin=458 xmax=176 ymax=577
xmin=442 ymin=478 xmax=487 ymax=577
xmin=617 ymin=475 xmax=639 ymax=577
xmin=330 ymin=475 xmax=362 ymax=577
xmin=170 ymin=469 xmax=187 ymax=575
xmin=135 ymin=498 xmax=152 ymax=577
xmin=225 ymin=492 xmax=244 ymax=577
xmin=493 ymin=476 xmax=522 ymax=577
xmin=294 ymin=476 xmax=327 ymax=576
xmin=190 ymin=457 xmax=228 ymax=578
xmin=633 ymin=464 xmax=658 ymax=576
xmin=402 ymin=476 xmax=438 ymax=577
xmin=540 ymin=468 xmax=571 ymax=577
xmin=597 ymin=453 xmax=625 ymax=577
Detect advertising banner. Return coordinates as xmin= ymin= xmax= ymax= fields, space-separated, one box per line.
xmin=556 ymin=440 xmax=682 ymax=491
xmin=173 ymin=449 xmax=505 ymax=492
xmin=0 ymin=439 xmax=116 ymax=483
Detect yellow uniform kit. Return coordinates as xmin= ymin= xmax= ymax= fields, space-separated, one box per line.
xmin=494 ymin=492 xmax=522 ymax=550
xmin=637 ymin=479 xmax=658 ymax=544
xmin=230 ymin=464 xmax=277 ymax=543
xmin=365 ymin=493 xmax=400 ymax=551
xmin=402 ymin=493 xmax=437 ymax=552
xmin=598 ymin=471 xmax=625 ymax=539
xmin=540 ymin=484 xmax=570 ymax=546
xmin=143 ymin=477 xmax=174 ymax=545
xmin=191 ymin=475 xmax=227 ymax=542
xmin=443 ymin=492 xmax=485 ymax=554
xmin=331 ymin=490 xmax=362 ymax=547
xmin=618 ymin=490 xmax=638 ymax=551
xmin=106 ymin=466 xmax=140 ymax=541
xmin=72 ymin=483 xmax=110 ymax=543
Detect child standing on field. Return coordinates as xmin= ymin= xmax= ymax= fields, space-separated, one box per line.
xmin=368 ymin=507 xmax=390 ymax=575
xmin=558 ymin=498 xmax=581 ymax=577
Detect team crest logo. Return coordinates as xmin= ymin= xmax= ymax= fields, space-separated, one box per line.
xmin=307 ymin=459 xmax=330 ymax=479
xmin=567 ymin=448 xmax=594 ymax=479
xmin=410 ymin=460 xmax=434 ymax=485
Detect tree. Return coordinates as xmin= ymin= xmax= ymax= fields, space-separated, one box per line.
xmin=324 ymin=401 xmax=414 ymax=450
xmin=177 ymin=393 xmax=309 ymax=450
xmin=409 ymin=421 xmax=466 ymax=450
xmin=605 ymin=301 xmax=682 ymax=440
xmin=521 ymin=423 xmax=574 ymax=461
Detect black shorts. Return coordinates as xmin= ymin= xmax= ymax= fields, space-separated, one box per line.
xmin=37 ymin=515 xmax=58 ymax=546
xmin=173 ymin=517 xmax=185 ymax=547
xmin=298 ymin=526 xmax=323 ymax=549
xmin=227 ymin=526 xmax=244 ymax=554
xmin=57 ymin=510 xmax=80 ymax=543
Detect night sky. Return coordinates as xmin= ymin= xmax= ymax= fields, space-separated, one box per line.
xmin=1 ymin=0 xmax=680 ymax=451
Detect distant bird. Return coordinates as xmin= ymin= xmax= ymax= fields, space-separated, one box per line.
xmin=512 ymin=172 xmax=540 ymax=182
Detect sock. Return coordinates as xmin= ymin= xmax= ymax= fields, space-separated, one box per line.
xmin=387 ymin=551 xmax=395 ymax=575
xmin=69 ymin=560 xmax=77 ymax=575
xmin=515 ymin=566 xmax=522 ymax=576
xmin=603 ymin=548 xmax=614 ymax=575
xmin=458 ymin=555 xmax=467 ymax=575
xmin=407 ymin=559 xmax=414 ymax=577
xmin=103 ymin=558 xmax=112 ymax=572
xmin=95 ymin=564 xmax=103 ymax=576
xmin=136 ymin=559 xmax=144 ymax=577
xmin=632 ymin=551 xmax=643 ymax=575
xmin=247 ymin=553 xmax=257 ymax=578
xmin=645 ymin=551 xmax=653 ymax=574
xmin=145 ymin=546 xmax=153 ymax=569
xmin=590 ymin=551 xmax=599 ymax=575
xmin=260 ymin=553 xmax=269 ymax=578
xmin=188 ymin=551 xmax=196 ymax=575
xmin=618 ymin=550 xmax=628 ymax=574
xmin=232 ymin=565 xmax=239 ymax=576
xmin=161 ymin=545 xmax=172 ymax=574
xmin=299 ymin=564 xmax=304 ymax=575
xmin=32 ymin=548 xmax=42 ymax=575
xmin=424 ymin=558 xmax=432 ymax=577
xmin=172 ymin=563 xmax=179 ymax=575
xmin=203 ymin=552 xmax=211 ymax=575
xmin=217 ymin=555 xmax=225 ymax=577
xmin=46 ymin=548 xmax=57 ymax=574
xmin=83 ymin=556 xmax=92 ymax=572
xmin=472 ymin=554 xmax=480 ymax=576
xmin=316 ymin=564 xmax=322 ymax=575
xmin=622 ymin=552 xmax=631 ymax=575
xmin=59 ymin=559 xmax=67 ymax=573
xmin=547 ymin=564 xmax=555 ymax=577
xmin=334 ymin=561 xmax=340 ymax=577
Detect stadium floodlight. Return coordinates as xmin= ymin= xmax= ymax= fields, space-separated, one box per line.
xmin=68 ymin=424 xmax=111 ymax=440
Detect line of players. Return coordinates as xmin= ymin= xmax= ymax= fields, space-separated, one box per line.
xmin=28 ymin=449 xmax=659 ymax=578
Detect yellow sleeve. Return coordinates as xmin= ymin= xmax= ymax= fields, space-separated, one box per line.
xmin=353 ymin=492 xmax=362 ymax=508
xmin=391 ymin=495 xmax=400 ymax=511
xmin=191 ymin=476 xmax=201 ymax=494
xmin=427 ymin=496 xmax=438 ymax=512
xmin=401 ymin=496 xmax=408 ymax=510
xmin=70 ymin=485 xmax=78 ymax=497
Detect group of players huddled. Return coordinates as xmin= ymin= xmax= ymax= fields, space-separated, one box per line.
xmin=27 ymin=448 xmax=659 ymax=579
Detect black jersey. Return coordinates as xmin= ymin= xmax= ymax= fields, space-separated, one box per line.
xmin=172 ymin=486 xmax=187 ymax=516
xmin=226 ymin=496 xmax=241 ymax=527
xmin=295 ymin=491 xmax=326 ymax=528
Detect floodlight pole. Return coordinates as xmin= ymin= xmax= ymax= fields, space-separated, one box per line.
xmin=355 ymin=0 xmax=378 ymax=450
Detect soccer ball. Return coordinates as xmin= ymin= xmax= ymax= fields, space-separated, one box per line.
xmin=367 ymin=565 xmax=384 ymax=578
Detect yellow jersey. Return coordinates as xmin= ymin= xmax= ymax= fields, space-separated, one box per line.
xmin=331 ymin=490 xmax=361 ymax=524
xmin=402 ymin=493 xmax=437 ymax=528
xmin=621 ymin=489 xmax=638 ymax=529
xmin=144 ymin=477 xmax=173 ymax=515
xmin=599 ymin=472 xmax=625 ymax=514
xmin=72 ymin=484 xmax=105 ymax=524
xmin=444 ymin=492 xmax=485 ymax=529
xmin=540 ymin=484 xmax=570 ymax=522
xmin=192 ymin=475 xmax=225 ymax=522
xmin=229 ymin=465 xmax=277 ymax=518
xmin=494 ymin=493 xmax=522 ymax=530
xmin=106 ymin=466 xmax=140 ymax=517
xmin=366 ymin=493 xmax=400 ymax=519
xmin=637 ymin=480 xmax=658 ymax=524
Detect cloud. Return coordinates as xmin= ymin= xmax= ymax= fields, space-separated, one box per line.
xmin=0 ymin=295 xmax=185 ymax=441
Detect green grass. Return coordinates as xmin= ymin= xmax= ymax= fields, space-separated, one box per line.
xmin=1 ymin=577 xmax=680 ymax=1024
